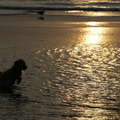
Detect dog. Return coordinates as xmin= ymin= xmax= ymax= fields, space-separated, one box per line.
xmin=0 ymin=59 xmax=27 ymax=88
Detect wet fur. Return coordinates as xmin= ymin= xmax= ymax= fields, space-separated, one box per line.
xmin=0 ymin=59 xmax=27 ymax=87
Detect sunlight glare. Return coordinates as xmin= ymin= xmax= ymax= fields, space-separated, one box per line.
xmin=80 ymin=26 xmax=106 ymax=45
xmin=87 ymin=22 xmax=99 ymax=26
xmin=87 ymin=34 xmax=99 ymax=44
xmin=86 ymin=27 xmax=102 ymax=44
xmin=67 ymin=10 xmax=80 ymax=13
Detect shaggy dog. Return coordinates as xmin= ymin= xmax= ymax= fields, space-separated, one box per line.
xmin=0 ymin=59 xmax=27 ymax=88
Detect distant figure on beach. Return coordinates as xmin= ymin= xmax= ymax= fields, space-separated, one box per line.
xmin=37 ymin=10 xmax=45 ymax=15
xmin=37 ymin=10 xmax=45 ymax=20
xmin=0 ymin=59 xmax=27 ymax=88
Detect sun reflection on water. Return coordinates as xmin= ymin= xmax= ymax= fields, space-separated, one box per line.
xmin=80 ymin=23 xmax=106 ymax=45
xmin=86 ymin=27 xmax=103 ymax=44
xmin=33 ymin=22 xmax=120 ymax=119
xmin=86 ymin=22 xmax=99 ymax=26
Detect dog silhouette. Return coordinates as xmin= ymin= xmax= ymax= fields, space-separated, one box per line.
xmin=0 ymin=59 xmax=27 ymax=87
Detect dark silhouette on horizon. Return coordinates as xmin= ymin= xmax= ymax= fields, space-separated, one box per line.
xmin=37 ymin=10 xmax=45 ymax=15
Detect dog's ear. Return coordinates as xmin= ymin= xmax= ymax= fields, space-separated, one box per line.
xmin=14 ymin=60 xmax=21 ymax=67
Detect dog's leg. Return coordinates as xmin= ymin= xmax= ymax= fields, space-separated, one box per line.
xmin=17 ymin=78 xmax=22 ymax=84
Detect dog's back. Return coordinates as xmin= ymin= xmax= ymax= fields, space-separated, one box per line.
xmin=0 ymin=68 xmax=16 ymax=87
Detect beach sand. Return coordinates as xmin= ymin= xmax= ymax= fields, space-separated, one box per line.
xmin=0 ymin=14 xmax=120 ymax=119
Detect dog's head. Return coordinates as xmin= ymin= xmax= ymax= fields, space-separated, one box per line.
xmin=14 ymin=59 xmax=27 ymax=70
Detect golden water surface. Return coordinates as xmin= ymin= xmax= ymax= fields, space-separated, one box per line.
xmin=0 ymin=20 xmax=119 ymax=120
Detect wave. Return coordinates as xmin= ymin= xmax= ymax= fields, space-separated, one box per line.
xmin=0 ymin=5 xmax=120 ymax=12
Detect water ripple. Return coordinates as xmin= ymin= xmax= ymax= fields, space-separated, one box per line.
xmin=32 ymin=44 xmax=120 ymax=119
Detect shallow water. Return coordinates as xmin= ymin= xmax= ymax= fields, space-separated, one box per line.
xmin=0 ymin=22 xmax=120 ymax=120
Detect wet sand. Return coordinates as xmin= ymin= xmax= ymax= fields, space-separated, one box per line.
xmin=0 ymin=14 xmax=120 ymax=120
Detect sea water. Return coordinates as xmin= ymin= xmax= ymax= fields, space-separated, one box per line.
xmin=0 ymin=19 xmax=119 ymax=119
xmin=0 ymin=0 xmax=120 ymax=16
xmin=0 ymin=0 xmax=120 ymax=120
